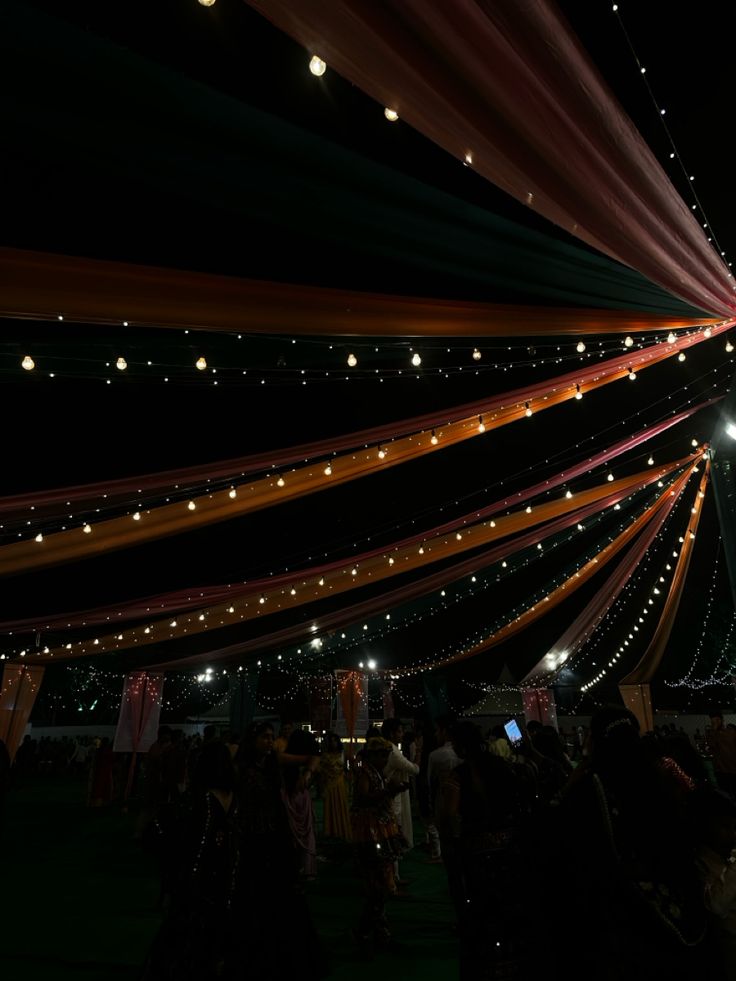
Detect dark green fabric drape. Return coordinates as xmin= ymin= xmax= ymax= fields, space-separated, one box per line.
xmin=0 ymin=4 xmax=705 ymax=315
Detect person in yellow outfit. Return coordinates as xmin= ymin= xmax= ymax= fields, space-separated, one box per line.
xmin=320 ymin=731 xmax=352 ymax=841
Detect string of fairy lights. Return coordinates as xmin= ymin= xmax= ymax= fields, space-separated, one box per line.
xmin=574 ymin=467 xmax=709 ymax=698
xmin=665 ymin=542 xmax=736 ymax=690
xmin=246 ymin=483 xmax=665 ymax=671
xmin=1 ymin=335 xmax=728 ymax=559
xmin=6 ymin=323 xmax=732 ymax=392
xmin=365 ymin=469 xmax=697 ymax=681
xmin=611 ymin=5 xmax=732 ymax=280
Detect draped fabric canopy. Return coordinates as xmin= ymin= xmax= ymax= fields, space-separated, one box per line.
xmin=246 ymin=0 xmax=736 ymax=317
xmin=0 ymin=0 xmax=730 ymax=707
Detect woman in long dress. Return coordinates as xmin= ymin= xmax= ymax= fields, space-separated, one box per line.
xmin=351 ymin=737 xmax=407 ymax=949
xmin=320 ymin=731 xmax=351 ymax=841
xmin=280 ymin=728 xmax=320 ymax=878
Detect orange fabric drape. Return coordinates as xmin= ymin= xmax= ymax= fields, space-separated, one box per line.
xmin=0 ymin=247 xmax=717 ymax=337
xmin=37 ymin=456 xmax=695 ymax=661
xmin=619 ymin=464 xmax=710 ymax=685
xmin=619 ymin=684 xmax=655 ymax=733
xmin=337 ymin=670 xmax=365 ymax=740
xmin=3 ymin=317 xmax=723 ymax=581
xmin=0 ymin=664 xmax=44 ymax=760
xmin=397 ymin=464 xmax=698 ymax=675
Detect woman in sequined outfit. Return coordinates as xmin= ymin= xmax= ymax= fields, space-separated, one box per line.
xmin=351 ymin=737 xmax=408 ymax=949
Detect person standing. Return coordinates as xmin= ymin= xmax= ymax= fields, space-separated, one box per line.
xmin=707 ymin=711 xmax=736 ymax=798
xmin=382 ymin=718 xmax=419 ymax=851
xmin=351 ymin=738 xmax=407 ymax=950
xmin=426 ymin=714 xmax=459 ymax=863
xmin=320 ymin=732 xmax=351 ymax=841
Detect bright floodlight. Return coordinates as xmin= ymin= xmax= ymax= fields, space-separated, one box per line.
xmin=726 ymin=421 xmax=736 ymax=441
xmin=368 ymin=659 xmax=377 ymax=670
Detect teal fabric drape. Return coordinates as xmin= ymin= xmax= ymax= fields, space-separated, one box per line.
xmin=0 ymin=3 xmax=705 ymax=315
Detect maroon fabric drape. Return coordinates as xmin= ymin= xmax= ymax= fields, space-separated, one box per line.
xmin=2 ymin=401 xmax=708 ymax=639
xmin=522 ymin=465 xmax=691 ymax=683
xmin=621 ymin=466 xmax=710 ymax=685
xmin=0 ymin=247 xmax=717 ymax=341
xmin=149 ymin=474 xmax=684 ymax=670
xmin=0 ymin=328 xmax=723 ymax=518
xmin=246 ymin=0 xmax=735 ymax=317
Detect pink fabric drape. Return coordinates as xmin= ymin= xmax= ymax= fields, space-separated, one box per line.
xmin=621 ymin=466 xmax=710 ymax=685
xmin=336 ymin=670 xmax=367 ymax=741
xmin=151 ymin=471 xmax=686 ymax=670
xmin=0 ymin=665 xmax=44 ymax=760
xmin=246 ymin=0 xmax=735 ymax=317
xmin=522 ymin=689 xmax=558 ymax=728
xmin=113 ymin=671 xmax=165 ymax=798
xmin=522 ymin=464 xmax=693 ymax=683
xmin=0 ymin=330 xmax=723 ymax=520
xmin=4 ymin=401 xmax=711 ymax=639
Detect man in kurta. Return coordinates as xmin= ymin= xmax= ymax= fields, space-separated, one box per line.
xmin=381 ymin=718 xmax=419 ymax=851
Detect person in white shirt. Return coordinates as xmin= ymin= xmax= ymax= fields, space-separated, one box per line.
xmin=382 ymin=718 xmax=419 ymax=854
xmin=426 ymin=715 xmax=460 ymax=862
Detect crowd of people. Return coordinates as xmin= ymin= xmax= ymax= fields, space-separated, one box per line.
xmin=5 ymin=709 xmax=736 ymax=978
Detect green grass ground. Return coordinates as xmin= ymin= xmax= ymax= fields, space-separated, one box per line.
xmin=0 ymin=777 xmax=458 ymax=980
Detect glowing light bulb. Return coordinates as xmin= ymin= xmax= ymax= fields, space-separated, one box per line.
xmin=83 ymin=523 xmax=92 ymax=534
xmin=388 ymin=557 xmax=394 ymax=565
xmin=351 ymin=567 xmax=358 ymax=576
xmin=384 ymin=107 xmax=399 ymax=122
xmin=704 ymin=327 xmax=712 ymax=338
xmin=411 ymin=352 xmax=422 ymax=367
xmin=196 ymin=356 xmax=207 ymax=370
xmin=198 ymin=0 xmax=216 ymax=5
xmin=378 ymin=446 xmax=386 ymax=459
xmin=478 ymin=416 xmax=486 ymax=433
xmin=323 ymin=464 xmax=332 ymax=476
xmin=667 ymin=332 xmax=676 ymax=344
xmin=624 ymin=335 xmax=634 ymax=348
xmin=259 ymin=595 xmax=265 ymax=605
xmin=472 ymin=348 xmax=482 ymax=361
xmin=691 ymin=438 xmax=698 ymax=447
xmin=170 ymin=620 xmax=177 ymax=628
xmin=464 ymin=152 xmax=473 ymax=165
xmin=34 ymin=532 xmax=43 ymax=543
xmin=647 ymin=456 xmax=654 ymax=465
xmin=318 ymin=577 xmax=325 ymax=586
xmin=289 ymin=588 xmax=296 ymax=597
xmin=187 ymin=500 xmax=196 ymax=511
xmin=277 ymin=476 xmax=285 ymax=487
xmin=133 ymin=512 xmax=141 ymax=521
xmin=727 ymin=340 xmax=735 ymax=353
xmin=116 ymin=357 xmax=127 ymax=371
xmin=347 ymin=352 xmax=357 ymax=367
xmin=628 ymin=369 xmax=637 ymax=380
xmin=607 ymin=473 xmax=614 ymax=482
xmin=525 ymin=402 xmax=532 ymax=417
xmin=575 ymin=384 xmax=583 ymax=400
xmin=229 ymin=488 xmax=237 ymax=499
xmin=678 ymin=352 xmax=686 ymax=362
xmin=21 ymin=355 xmax=35 ymax=371
xmin=430 ymin=430 xmax=438 ymax=445
xmin=576 ymin=341 xmax=586 ymax=353
xmin=565 ymin=489 xmax=573 ymax=499
xmin=309 ymin=55 xmax=326 ymax=76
